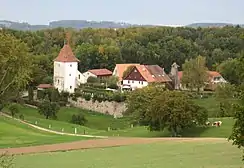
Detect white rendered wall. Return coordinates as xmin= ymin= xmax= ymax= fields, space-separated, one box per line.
xmin=122 ymin=80 xmax=148 ymax=90
xmin=53 ymin=61 xmax=78 ymax=93
xmin=53 ymin=62 xmax=65 ymax=92
xmin=82 ymin=71 xmax=97 ymax=83
xmin=63 ymin=62 xmax=78 ymax=93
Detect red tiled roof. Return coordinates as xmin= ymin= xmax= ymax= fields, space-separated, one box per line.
xmin=178 ymin=71 xmax=222 ymax=81
xmin=54 ymin=44 xmax=79 ymax=62
xmin=145 ymin=65 xmax=172 ymax=83
xmin=114 ymin=63 xmax=140 ymax=81
xmin=88 ymin=69 xmax=112 ymax=76
xmin=124 ymin=65 xmax=171 ymax=83
xmin=37 ymin=84 xmax=53 ymax=89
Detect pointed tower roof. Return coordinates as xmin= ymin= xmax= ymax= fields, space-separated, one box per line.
xmin=54 ymin=44 xmax=79 ymax=62
xmin=54 ymin=32 xmax=79 ymax=62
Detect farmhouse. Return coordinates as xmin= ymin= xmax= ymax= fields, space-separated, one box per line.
xmin=122 ymin=64 xmax=172 ymax=90
xmin=82 ymin=68 xmax=112 ymax=83
xmin=112 ymin=63 xmax=140 ymax=84
xmin=178 ymin=71 xmax=227 ymax=91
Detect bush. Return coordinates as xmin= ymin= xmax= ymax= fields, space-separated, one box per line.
xmin=87 ymin=76 xmax=99 ymax=83
xmin=8 ymin=103 xmax=20 ymax=117
xmin=83 ymin=93 xmax=91 ymax=101
xmin=71 ymin=113 xmax=87 ymax=126
xmin=37 ymin=90 xmax=45 ymax=99
xmin=0 ymin=152 xmax=14 ymax=168
xmin=19 ymin=114 xmax=24 ymax=120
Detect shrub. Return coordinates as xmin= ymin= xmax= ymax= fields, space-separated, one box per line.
xmin=71 ymin=113 xmax=87 ymax=126
xmin=19 ymin=114 xmax=24 ymax=120
xmin=37 ymin=90 xmax=45 ymax=99
xmin=8 ymin=103 xmax=20 ymax=117
xmin=0 ymin=152 xmax=14 ymax=168
xmin=83 ymin=93 xmax=91 ymax=101
xmin=87 ymin=76 xmax=99 ymax=83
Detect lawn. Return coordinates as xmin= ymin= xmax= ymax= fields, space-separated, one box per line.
xmin=193 ymin=97 xmax=239 ymax=117
xmin=3 ymin=105 xmax=131 ymax=131
xmin=14 ymin=140 xmax=243 ymax=168
xmin=3 ymin=101 xmax=236 ymax=138
xmin=95 ymin=117 xmax=235 ymax=138
xmin=0 ymin=116 xmax=90 ymax=148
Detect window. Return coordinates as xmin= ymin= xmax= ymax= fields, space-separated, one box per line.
xmin=128 ymin=80 xmax=130 ymax=84
xmin=70 ymin=64 xmax=72 ymax=67
xmin=70 ymin=86 xmax=72 ymax=89
xmin=134 ymin=69 xmax=137 ymax=72
xmin=69 ymin=74 xmax=71 ymax=76
xmin=58 ymin=80 xmax=59 ymax=84
xmin=78 ymin=74 xmax=80 ymax=79
xmin=139 ymin=81 xmax=141 ymax=84
xmin=141 ymin=81 xmax=143 ymax=85
xmin=132 ymin=80 xmax=134 ymax=83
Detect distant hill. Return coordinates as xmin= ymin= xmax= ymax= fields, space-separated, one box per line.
xmin=186 ymin=23 xmax=244 ymax=28
xmin=1 ymin=20 xmax=243 ymax=31
xmin=0 ymin=20 xmax=155 ymax=31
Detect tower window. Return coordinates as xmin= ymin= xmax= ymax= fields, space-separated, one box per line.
xmin=58 ymin=80 xmax=59 ymax=84
xmin=69 ymin=74 xmax=71 ymax=76
xmin=70 ymin=86 xmax=72 ymax=89
xmin=70 ymin=64 xmax=72 ymax=67
xmin=78 ymin=74 xmax=80 ymax=79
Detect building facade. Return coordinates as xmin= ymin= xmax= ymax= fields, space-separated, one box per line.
xmin=53 ymin=43 xmax=84 ymax=93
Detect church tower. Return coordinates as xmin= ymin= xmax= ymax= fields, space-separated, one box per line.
xmin=53 ymin=33 xmax=80 ymax=93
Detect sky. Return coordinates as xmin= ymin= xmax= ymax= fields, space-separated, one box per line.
xmin=1 ymin=0 xmax=243 ymax=26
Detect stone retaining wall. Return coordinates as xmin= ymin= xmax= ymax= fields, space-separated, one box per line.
xmin=69 ymin=98 xmax=126 ymax=118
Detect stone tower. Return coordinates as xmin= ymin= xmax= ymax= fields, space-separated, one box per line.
xmin=170 ymin=62 xmax=180 ymax=90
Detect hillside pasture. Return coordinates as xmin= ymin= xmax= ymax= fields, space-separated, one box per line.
xmin=0 ymin=116 xmax=90 ymax=148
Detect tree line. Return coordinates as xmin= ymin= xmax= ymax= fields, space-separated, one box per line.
xmin=1 ymin=25 xmax=244 ymax=86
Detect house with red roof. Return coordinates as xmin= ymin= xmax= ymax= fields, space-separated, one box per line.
xmin=82 ymin=68 xmax=112 ymax=82
xmin=112 ymin=63 xmax=140 ymax=84
xmin=122 ymin=64 xmax=172 ymax=90
xmin=178 ymin=71 xmax=227 ymax=91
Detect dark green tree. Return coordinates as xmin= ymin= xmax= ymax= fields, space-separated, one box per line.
xmin=38 ymin=98 xmax=60 ymax=119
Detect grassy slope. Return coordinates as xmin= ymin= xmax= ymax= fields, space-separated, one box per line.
xmin=2 ymin=97 xmax=236 ymax=138
xmin=95 ymin=117 xmax=235 ymax=138
xmin=0 ymin=116 xmax=90 ymax=148
xmin=15 ymin=141 xmax=243 ymax=168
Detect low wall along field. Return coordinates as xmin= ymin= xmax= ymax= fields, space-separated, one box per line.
xmin=69 ymin=98 xmax=126 ymax=118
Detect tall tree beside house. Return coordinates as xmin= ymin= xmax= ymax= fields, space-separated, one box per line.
xmin=0 ymin=31 xmax=32 ymax=111
xmin=182 ymin=56 xmax=208 ymax=92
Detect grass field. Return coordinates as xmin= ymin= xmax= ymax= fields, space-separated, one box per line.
xmin=1 ymin=97 xmax=237 ymax=140
xmin=2 ymin=100 xmax=236 ymax=138
xmin=14 ymin=140 xmax=243 ymax=168
xmin=3 ymin=105 xmax=131 ymax=131
xmin=94 ymin=117 xmax=235 ymax=138
xmin=0 ymin=116 xmax=90 ymax=148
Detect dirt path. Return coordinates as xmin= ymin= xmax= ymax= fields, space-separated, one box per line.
xmin=0 ymin=112 xmax=107 ymax=138
xmin=0 ymin=137 xmax=226 ymax=155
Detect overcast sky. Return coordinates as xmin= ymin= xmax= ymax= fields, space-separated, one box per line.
xmin=1 ymin=0 xmax=243 ymax=26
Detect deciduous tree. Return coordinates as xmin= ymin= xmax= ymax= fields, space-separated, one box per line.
xmin=182 ymin=56 xmax=208 ymax=92
xmin=0 ymin=32 xmax=32 ymax=111
xmin=38 ymin=98 xmax=60 ymax=119
xmin=126 ymin=86 xmax=208 ymax=136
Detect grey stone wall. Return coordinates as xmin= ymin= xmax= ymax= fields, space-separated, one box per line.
xmin=69 ymin=98 xmax=126 ymax=118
